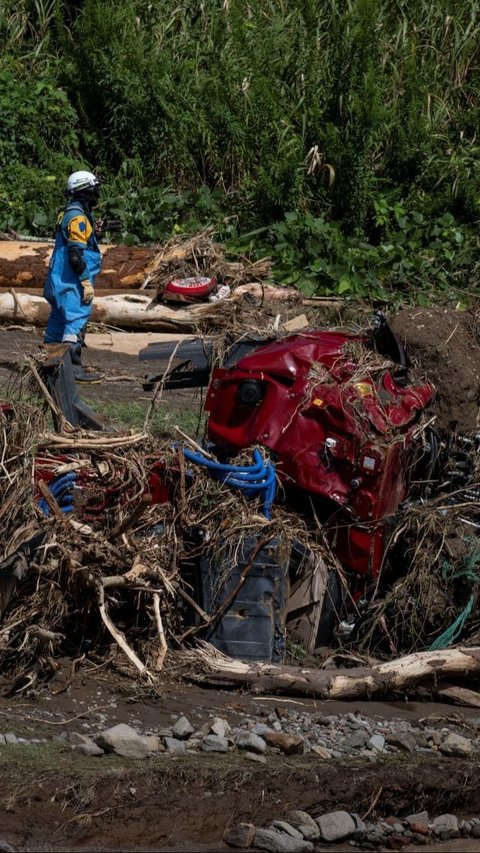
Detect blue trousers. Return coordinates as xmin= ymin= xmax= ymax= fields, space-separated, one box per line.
xmin=44 ymin=277 xmax=93 ymax=343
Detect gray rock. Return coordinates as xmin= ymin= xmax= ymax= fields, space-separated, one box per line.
xmin=74 ymin=741 xmax=104 ymax=757
xmin=202 ymin=734 xmax=229 ymax=753
xmin=95 ymin=724 xmax=149 ymax=759
xmin=252 ymin=723 xmax=275 ymax=736
xmin=285 ymin=811 xmax=320 ymax=839
xmin=0 ymin=735 xmax=5 ymax=745
xmin=405 ymin=811 xmax=429 ymax=826
xmin=367 ymin=734 xmax=385 ymax=752
xmin=171 ymin=715 xmax=194 ymax=740
xmin=316 ymin=811 xmax=356 ymax=842
xmin=271 ymin=821 xmax=304 ymax=839
xmin=385 ymin=732 xmax=417 ymax=753
xmin=223 ymin=823 xmax=256 ymax=848
xmin=432 ymin=814 xmax=459 ymax=837
xmin=345 ymin=732 xmax=370 ymax=749
xmin=4 ymin=733 xmax=18 ymax=746
xmin=163 ymin=737 xmax=186 ymax=753
xmin=244 ymin=751 xmax=266 ymax=763
xmin=351 ymin=814 xmax=367 ymax=840
xmin=439 ymin=733 xmax=473 ymax=756
xmin=236 ymin=731 xmax=267 ymax=754
xmin=310 ymin=744 xmax=331 ymax=759
xmin=253 ymin=828 xmax=313 ymax=852
xmin=211 ymin=717 xmax=231 ymax=738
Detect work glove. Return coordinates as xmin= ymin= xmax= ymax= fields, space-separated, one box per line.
xmin=81 ymin=280 xmax=95 ymax=305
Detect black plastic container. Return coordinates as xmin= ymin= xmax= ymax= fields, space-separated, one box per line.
xmin=200 ymin=536 xmax=290 ymax=662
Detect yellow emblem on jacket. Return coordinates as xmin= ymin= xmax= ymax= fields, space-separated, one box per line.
xmin=67 ymin=215 xmax=92 ymax=246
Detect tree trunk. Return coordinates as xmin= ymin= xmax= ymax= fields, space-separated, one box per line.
xmin=0 ymin=286 xmax=332 ymax=332
xmin=189 ymin=644 xmax=480 ymax=700
xmin=0 ymin=291 xmax=236 ymax=332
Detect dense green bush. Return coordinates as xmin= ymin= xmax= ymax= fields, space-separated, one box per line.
xmin=0 ymin=0 xmax=479 ymax=299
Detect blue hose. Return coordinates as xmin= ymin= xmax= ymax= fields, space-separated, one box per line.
xmin=183 ymin=446 xmax=276 ymax=519
xmin=37 ymin=471 xmax=77 ymax=516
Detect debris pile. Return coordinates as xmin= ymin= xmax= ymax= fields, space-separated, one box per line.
xmin=1 ymin=303 xmax=480 ymax=702
xmin=141 ymin=229 xmax=272 ymax=297
xmin=0 ymin=397 xmax=334 ymax=688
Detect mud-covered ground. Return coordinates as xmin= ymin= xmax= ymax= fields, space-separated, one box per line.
xmin=0 ymin=306 xmax=479 ymax=852
xmin=2 ymin=662 xmax=480 ymax=853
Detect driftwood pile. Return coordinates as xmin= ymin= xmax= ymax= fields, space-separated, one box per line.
xmin=0 ymin=328 xmax=479 ymax=703
xmin=0 ymin=401 xmax=479 ymax=704
xmin=141 ymin=229 xmax=273 ymax=295
xmin=0 ymin=231 xmax=342 ymax=332
xmin=0 ymin=393 xmax=330 ymax=690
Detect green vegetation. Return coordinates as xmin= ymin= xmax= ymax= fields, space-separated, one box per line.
xmin=1 ymin=0 xmax=479 ymax=300
xmin=85 ymin=397 xmax=206 ymax=438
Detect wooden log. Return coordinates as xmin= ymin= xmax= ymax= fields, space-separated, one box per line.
xmin=0 ymin=291 xmax=234 ymax=332
xmin=437 ymin=685 xmax=480 ymax=709
xmin=190 ymin=643 xmax=480 ymax=700
xmin=0 ymin=241 xmax=156 ymax=290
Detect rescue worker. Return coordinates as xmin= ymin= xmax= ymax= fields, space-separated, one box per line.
xmin=43 ymin=170 xmax=103 ymax=383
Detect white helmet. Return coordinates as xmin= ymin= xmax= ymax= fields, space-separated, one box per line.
xmin=66 ymin=170 xmax=100 ymax=194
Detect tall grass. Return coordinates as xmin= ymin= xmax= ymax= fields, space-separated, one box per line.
xmin=1 ymin=0 xmax=479 ymax=245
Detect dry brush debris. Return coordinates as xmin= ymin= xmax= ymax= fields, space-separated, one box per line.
xmin=0 ymin=304 xmax=480 ymax=702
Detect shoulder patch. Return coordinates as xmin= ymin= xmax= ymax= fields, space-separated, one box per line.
xmin=67 ymin=214 xmax=92 ymax=245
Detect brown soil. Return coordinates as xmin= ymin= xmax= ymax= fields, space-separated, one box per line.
xmin=0 ymin=307 xmax=480 ymax=851
xmin=0 ymin=243 xmax=156 ymax=290
xmin=390 ymin=306 xmax=480 ymax=432
xmin=1 ymin=664 xmax=480 ymax=852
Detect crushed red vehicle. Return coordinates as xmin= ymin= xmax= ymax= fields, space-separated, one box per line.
xmin=141 ymin=313 xmax=435 ymax=583
xmin=204 ymin=329 xmax=434 ymax=579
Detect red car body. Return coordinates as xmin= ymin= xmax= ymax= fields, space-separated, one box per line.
xmin=205 ymin=330 xmax=434 ymax=578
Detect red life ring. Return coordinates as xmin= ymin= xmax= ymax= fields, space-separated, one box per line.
xmin=163 ymin=276 xmax=217 ymax=302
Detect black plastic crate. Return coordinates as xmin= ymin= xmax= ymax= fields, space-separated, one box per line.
xmin=199 ymin=536 xmax=290 ymax=662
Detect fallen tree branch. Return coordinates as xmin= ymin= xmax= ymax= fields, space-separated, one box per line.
xmin=37 ymin=432 xmax=148 ymax=449
xmin=187 ymin=643 xmax=480 ymax=700
xmin=153 ymin=592 xmax=168 ymax=671
xmin=96 ymin=584 xmax=154 ymax=683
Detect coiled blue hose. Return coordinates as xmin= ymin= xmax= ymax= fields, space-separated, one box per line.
xmin=183 ymin=446 xmax=276 ymax=519
xmin=37 ymin=471 xmax=77 ymax=516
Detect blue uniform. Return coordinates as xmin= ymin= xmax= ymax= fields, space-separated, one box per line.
xmin=43 ymin=200 xmax=102 ymax=343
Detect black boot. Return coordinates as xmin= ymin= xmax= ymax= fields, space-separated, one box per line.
xmin=70 ymin=342 xmax=104 ymax=384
